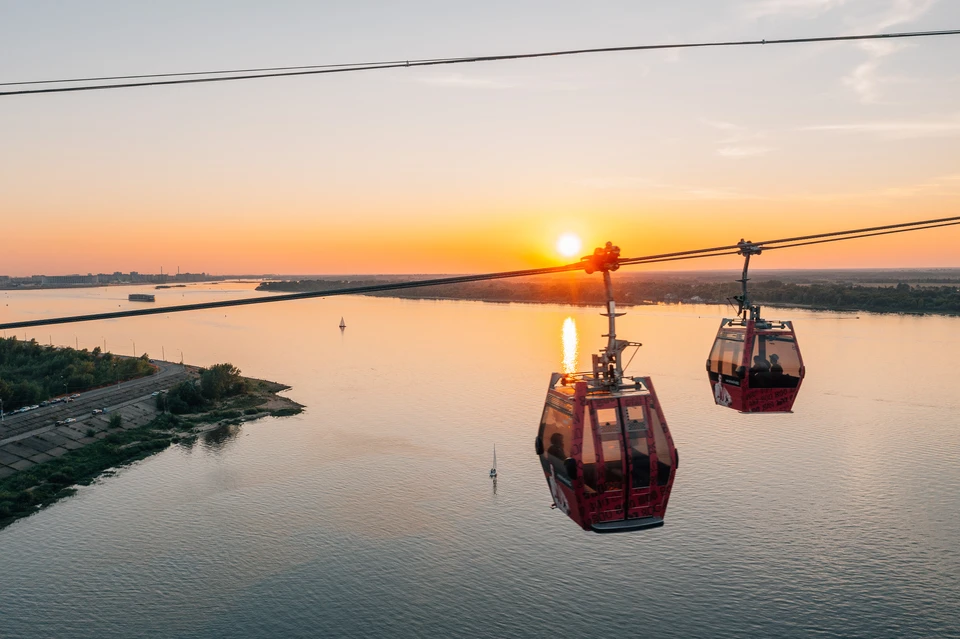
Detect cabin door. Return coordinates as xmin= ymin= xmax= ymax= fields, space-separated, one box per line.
xmin=591 ymin=400 xmax=627 ymax=522
xmin=618 ymin=397 xmax=653 ymax=519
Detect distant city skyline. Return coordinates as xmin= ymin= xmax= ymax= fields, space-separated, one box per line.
xmin=0 ymin=270 xmax=218 ymax=286
xmin=2 ymin=1 xmax=960 ymax=274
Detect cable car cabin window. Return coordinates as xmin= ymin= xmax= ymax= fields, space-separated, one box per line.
xmin=541 ymin=406 xmax=574 ymax=484
xmin=750 ymin=334 xmax=801 ymax=389
xmin=708 ymin=329 xmax=745 ymax=380
xmin=581 ymin=408 xmax=598 ymax=494
xmin=649 ymin=408 xmax=673 ymax=486
xmin=596 ymin=408 xmax=624 ymax=491
xmin=624 ymin=405 xmax=650 ymax=489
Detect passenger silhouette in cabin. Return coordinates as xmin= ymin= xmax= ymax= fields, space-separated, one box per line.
xmin=750 ymin=354 xmax=771 ymax=388
xmin=547 ymin=433 xmax=570 ymax=480
xmin=548 ymin=433 xmax=565 ymax=460
xmin=769 ymin=353 xmax=783 ymax=374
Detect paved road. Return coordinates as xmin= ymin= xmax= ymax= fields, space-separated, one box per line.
xmin=0 ymin=361 xmax=191 ymax=442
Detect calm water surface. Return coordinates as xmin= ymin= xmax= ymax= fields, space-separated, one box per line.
xmin=1 ymin=283 xmax=959 ymax=638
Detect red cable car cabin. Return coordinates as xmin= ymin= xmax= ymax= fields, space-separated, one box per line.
xmin=537 ymin=374 xmax=677 ymax=532
xmin=534 ymin=242 xmax=677 ymax=533
xmin=706 ymin=317 xmax=805 ymax=412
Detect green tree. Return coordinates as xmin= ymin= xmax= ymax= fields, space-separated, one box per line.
xmin=200 ymin=364 xmax=246 ymax=401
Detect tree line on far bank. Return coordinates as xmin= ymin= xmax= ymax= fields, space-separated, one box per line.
xmin=259 ymin=278 xmax=960 ymax=315
xmin=0 ymin=338 xmax=154 ymax=411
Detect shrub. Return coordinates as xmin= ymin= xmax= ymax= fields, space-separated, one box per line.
xmin=166 ymin=380 xmax=206 ymax=414
xmin=200 ymin=363 xmax=246 ymax=401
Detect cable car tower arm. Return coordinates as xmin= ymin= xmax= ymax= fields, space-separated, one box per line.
xmin=581 ymin=242 xmax=641 ymax=389
xmin=736 ymin=239 xmax=763 ymax=322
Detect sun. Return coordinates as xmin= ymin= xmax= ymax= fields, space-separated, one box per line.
xmin=556 ymin=233 xmax=583 ymax=258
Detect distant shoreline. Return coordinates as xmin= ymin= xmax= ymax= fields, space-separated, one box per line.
xmin=0 ymin=279 xmax=233 ymax=292
xmin=257 ymin=276 xmax=960 ymax=318
xmin=355 ymin=292 xmax=944 ymax=317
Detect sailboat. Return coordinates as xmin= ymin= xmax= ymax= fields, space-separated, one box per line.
xmin=489 ymin=444 xmax=498 ymax=479
xmin=339 ymin=317 xmax=346 ymax=330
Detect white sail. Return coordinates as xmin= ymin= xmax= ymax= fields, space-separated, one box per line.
xmin=339 ymin=317 xmax=346 ymax=329
xmin=490 ymin=444 xmax=498 ymax=478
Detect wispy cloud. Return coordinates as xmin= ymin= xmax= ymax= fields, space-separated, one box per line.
xmin=702 ymin=120 xmax=774 ymax=158
xmin=672 ymin=187 xmax=759 ymax=200
xmin=864 ymin=0 xmax=937 ymax=31
xmin=702 ymin=119 xmax=753 ymax=144
xmin=844 ymin=59 xmax=886 ymax=103
xmin=717 ymin=146 xmax=772 ymax=158
xmin=576 ymin=176 xmax=659 ymax=190
xmin=742 ymin=0 xmax=848 ymax=20
xmin=416 ymin=73 xmax=516 ymax=89
xmin=743 ymin=1 xmax=939 ymax=102
xmin=802 ymin=114 xmax=960 ymax=138
xmin=843 ymin=0 xmax=938 ymax=102
xmin=799 ymin=172 xmax=960 ymax=200
xmin=576 ymin=176 xmax=762 ymax=200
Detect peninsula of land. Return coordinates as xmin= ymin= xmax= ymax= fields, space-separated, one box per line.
xmin=0 ymin=340 xmax=303 ymax=529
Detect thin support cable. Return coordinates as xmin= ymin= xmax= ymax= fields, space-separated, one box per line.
xmin=761 ymin=220 xmax=960 ymax=251
xmin=2 ymin=29 xmax=959 ymax=97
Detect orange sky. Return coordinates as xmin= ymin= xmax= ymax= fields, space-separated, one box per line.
xmin=2 ymin=1 xmax=959 ymax=275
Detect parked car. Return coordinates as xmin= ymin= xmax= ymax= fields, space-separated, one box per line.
xmin=64 ymin=418 xmax=76 ymax=424
xmin=70 ymin=394 xmax=81 ymax=399
xmin=92 ymin=409 xmax=104 ymax=415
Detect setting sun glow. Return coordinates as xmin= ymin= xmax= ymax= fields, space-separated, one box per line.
xmin=557 ymin=233 xmax=583 ymax=258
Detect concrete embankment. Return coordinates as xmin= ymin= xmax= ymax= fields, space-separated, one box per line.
xmin=0 ymin=364 xmax=191 ymax=479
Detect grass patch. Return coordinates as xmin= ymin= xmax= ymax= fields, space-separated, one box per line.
xmin=221 ymin=394 xmax=268 ymax=412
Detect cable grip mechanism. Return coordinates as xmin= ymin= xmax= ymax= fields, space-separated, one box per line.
xmin=736 ymin=239 xmax=763 ymax=321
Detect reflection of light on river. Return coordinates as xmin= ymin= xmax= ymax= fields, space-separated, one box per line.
xmin=562 ymin=317 xmax=579 ymax=374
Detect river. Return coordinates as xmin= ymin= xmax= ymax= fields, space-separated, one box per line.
xmin=1 ymin=282 xmax=958 ymax=638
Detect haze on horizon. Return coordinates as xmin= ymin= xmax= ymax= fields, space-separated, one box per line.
xmin=2 ymin=0 xmax=960 ymax=277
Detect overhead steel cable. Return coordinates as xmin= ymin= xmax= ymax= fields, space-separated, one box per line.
xmin=761 ymin=220 xmax=960 ymax=252
xmin=2 ymin=28 xmax=959 ymax=97
xmin=1 ymin=214 xmax=958 ymax=332
xmin=618 ymin=214 xmax=960 ymax=264
xmin=0 ymin=263 xmax=586 ymax=331
xmin=750 ymin=214 xmax=960 ymax=250
xmin=0 ymin=58 xmax=448 ymax=87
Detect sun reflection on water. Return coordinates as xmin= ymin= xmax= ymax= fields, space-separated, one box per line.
xmin=561 ymin=317 xmax=579 ymax=374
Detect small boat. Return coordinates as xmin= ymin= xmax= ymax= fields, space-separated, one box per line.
xmin=339 ymin=317 xmax=346 ymax=330
xmin=490 ymin=444 xmax=498 ymax=479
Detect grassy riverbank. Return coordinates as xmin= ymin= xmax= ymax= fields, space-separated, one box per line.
xmin=0 ymin=374 xmax=302 ymax=530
